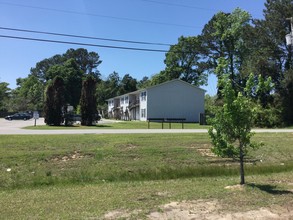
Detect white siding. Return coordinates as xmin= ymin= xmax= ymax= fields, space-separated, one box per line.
xmin=140 ymin=90 xmax=147 ymax=121
xmin=107 ymin=79 xmax=205 ymax=122
xmin=107 ymin=99 xmax=114 ymax=112
xmin=147 ymin=80 xmax=205 ymax=122
xmin=120 ymin=95 xmax=129 ymax=112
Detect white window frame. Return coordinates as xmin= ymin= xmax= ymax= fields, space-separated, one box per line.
xmin=125 ymin=96 xmax=129 ymax=104
xmin=140 ymin=91 xmax=146 ymax=101
xmin=141 ymin=108 xmax=146 ymax=118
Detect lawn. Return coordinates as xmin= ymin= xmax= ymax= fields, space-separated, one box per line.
xmin=0 ymin=133 xmax=292 ymax=219
xmin=25 ymin=120 xmax=209 ymax=130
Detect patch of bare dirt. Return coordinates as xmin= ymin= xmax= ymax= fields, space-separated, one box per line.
xmin=225 ymin=184 xmax=245 ymax=191
xmin=148 ymin=200 xmax=220 ymax=220
xmin=197 ymin=148 xmax=217 ymax=157
xmin=148 ymin=200 xmax=293 ymax=220
xmin=50 ymin=151 xmax=93 ymax=162
xmin=116 ymin=143 xmax=139 ymax=151
xmin=103 ymin=200 xmax=293 ymax=220
xmin=103 ymin=209 xmax=141 ymax=220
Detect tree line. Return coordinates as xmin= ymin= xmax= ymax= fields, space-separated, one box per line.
xmin=0 ymin=0 xmax=292 ymax=126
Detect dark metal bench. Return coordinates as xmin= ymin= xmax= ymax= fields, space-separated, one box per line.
xmin=147 ymin=118 xmax=164 ymax=129
xmin=165 ymin=118 xmax=186 ymax=129
xmin=147 ymin=118 xmax=186 ymax=129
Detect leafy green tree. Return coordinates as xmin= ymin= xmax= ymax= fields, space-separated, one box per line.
xmin=0 ymin=82 xmax=11 ymax=112
xmin=30 ymin=54 xmax=65 ymax=83
xmin=204 ymin=94 xmax=217 ymax=116
xmin=137 ymin=76 xmax=151 ymax=89
xmin=105 ymin=71 xmax=122 ymax=97
xmin=30 ymin=48 xmax=102 ymax=83
xmin=96 ymin=72 xmax=121 ymax=113
xmin=148 ymin=71 xmax=169 ymax=86
xmin=119 ymin=74 xmax=137 ymax=94
xmin=208 ymin=75 xmax=260 ymax=185
xmin=13 ymin=76 xmax=44 ymax=111
xmin=96 ymin=80 xmax=109 ymax=108
xmin=201 ymin=8 xmax=252 ymax=93
xmin=245 ymin=73 xmax=274 ymax=107
xmin=65 ymin=48 xmax=102 ymax=78
xmin=262 ymin=0 xmax=293 ymax=71
xmin=46 ymin=59 xmax=83 ymax=108
xmin=44 ymin=76 xmax=66 ymax=126
xmin=80 ymin=76 xmax=97 ymax=126
xmin=252 ymin=0 xmax=293 ymax=124
xmin=245 ymin=73 xmax=281 ymax=127
xmin=240 ymin=21 xmax=281 ymax=90
xmin=163 ymin=36 xmax=208 ymax=86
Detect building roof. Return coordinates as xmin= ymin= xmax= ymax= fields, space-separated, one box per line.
xmin=146 ymin=79 xmax=206 ymax=92
xmin=106 ymin=79 xmax=206 ymax=101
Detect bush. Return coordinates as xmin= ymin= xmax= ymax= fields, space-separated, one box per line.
xmin=252 ymin=104 xmax=283 ymax=128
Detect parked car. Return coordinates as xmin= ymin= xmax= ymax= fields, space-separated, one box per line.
xmin=5 ymin=113 xmax=32 ymax=121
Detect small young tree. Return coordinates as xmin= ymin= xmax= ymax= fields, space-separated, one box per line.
xmin=208 ymin=75 xmax=260 ymax=185
xmin=44 ymin=76 xmax=65 ymax=126
xmin=80 ymin=76 xmax=97 ymax=126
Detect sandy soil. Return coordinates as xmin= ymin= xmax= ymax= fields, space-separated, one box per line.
xmin=103 ymin=199 xmax=293 ymax=220
xmin=147 ymin=199 xmax=293 ymax=220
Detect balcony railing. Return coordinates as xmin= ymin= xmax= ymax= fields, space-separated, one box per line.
xmin=128 ymin=100 xmax=140 ymax=110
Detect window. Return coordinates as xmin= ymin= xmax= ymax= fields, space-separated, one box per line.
xmin=120 ymin=97 xmax=124 ymax=104
xmin=125 ymin=96 xmax=129 ymax=104
xmin=141 ymin=108 xmax=146 ymax=118
xmin=140 ymin=91 xmax=146 ymax=101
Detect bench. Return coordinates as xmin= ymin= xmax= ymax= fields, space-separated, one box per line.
xmin=165 ymin=118 xmax=186 ymax=129
xmin=147 ymin=118 xmax=186 ymax=129
xmin=147 ymin=118 xmax=164 ymax=129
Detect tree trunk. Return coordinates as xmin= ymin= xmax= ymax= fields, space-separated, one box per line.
xmin=239 ymin=143 xmax=245 ymax=185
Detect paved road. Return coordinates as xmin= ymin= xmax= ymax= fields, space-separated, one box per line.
xmin=0 ymin=118 xmax=292 ymax=135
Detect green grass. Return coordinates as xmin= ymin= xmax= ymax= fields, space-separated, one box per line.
xmin=0 ymin=133 xmax=292 ymax=189
xmin=0 ymin=133 xmax=293 ymax=219
xmin=25 ymin=120 xmax=209 ymax=129
xmin=0 ymin=173 xmax=292 ymax=219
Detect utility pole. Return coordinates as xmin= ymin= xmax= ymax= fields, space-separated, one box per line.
xmin=285 ymin=17 xmax=293 ymax=46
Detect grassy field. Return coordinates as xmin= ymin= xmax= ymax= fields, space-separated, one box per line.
xmin=25 ymin=120 xmax=209 ymax=130
xmin=0 ymin=133 xmax=292 ymax=219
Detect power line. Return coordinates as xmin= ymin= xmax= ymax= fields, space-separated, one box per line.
xmin=0 ymin=1 xmax=198 ymax=29
xmin=0 ymin=26 xmax=171 ymax=46
xmin=140 ymin=0 xmax=262 ymax=19
xmin=140 ymin=0 xmax=215 ymax=11
xmin=0 ymin=34 xmax=169 ymax=53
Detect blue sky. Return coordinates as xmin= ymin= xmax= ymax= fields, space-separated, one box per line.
xmin=0 ymin=0 xmax=266 ymax=95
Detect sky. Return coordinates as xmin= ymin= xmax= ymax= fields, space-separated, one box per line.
xmin=0 ymin=0 xmax=267 ymax=95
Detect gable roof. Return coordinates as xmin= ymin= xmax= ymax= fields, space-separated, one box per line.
xmin=106 ymin=79 xmax=206 ymax=101
xmin=146 ymin=79 xmax=206 ymax=93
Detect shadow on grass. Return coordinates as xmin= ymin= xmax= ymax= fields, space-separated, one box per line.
xmin=63 ymin=124 xmax=112 ymax=128
xmin=24 ymin=124 xmax=114 ymax=130
xmin=248 ymin=183 xmax=293 ymax=195
xmin=94 ymin=124 xmax=112 ymax=128
xmin=67 ymin=124 xmax=113 ymax=128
